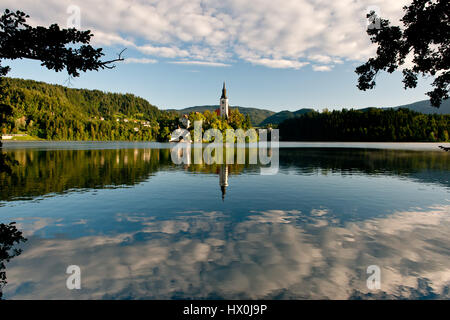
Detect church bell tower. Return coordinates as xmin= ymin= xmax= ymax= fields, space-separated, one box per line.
xmin=220 ymin=82 xmax=229 ymax=118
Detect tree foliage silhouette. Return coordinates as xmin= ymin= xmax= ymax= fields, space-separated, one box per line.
xmin=0 ymin=222 xmax=27 ymax=299
xmin=355 ymin=0 xmax=449 ymax=107
xmin=0 ymin=9 xmax=125 ymax=79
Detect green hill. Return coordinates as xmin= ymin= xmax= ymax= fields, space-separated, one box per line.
xmin=0 ymin=77 xmax=164 ymax=141
xmin=259 ymin=108 xmax=315 ymax=126
xmin=2 ymin=77 xmax=162 ymax=119
xmin=168 ymin=105 xmax=275 ymax=126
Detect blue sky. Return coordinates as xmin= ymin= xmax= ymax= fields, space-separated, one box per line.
xmin=2 ymin=0 xmax=434 ymax=112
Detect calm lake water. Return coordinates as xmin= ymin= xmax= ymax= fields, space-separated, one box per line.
xmin=0 ymin=142 xmax=449 ymax=299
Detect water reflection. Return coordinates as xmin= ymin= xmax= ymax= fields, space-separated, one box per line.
xmin=3 ymin=206 xmax=450 ymax=299
xmin=1 ymin=147 xmax=449 ymax=203
xmin=0 ymin=146 xmax=449 ymax=299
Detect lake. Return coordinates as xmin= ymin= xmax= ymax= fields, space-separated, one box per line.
xmin=0 ymin=142 xmax=449 ymax=299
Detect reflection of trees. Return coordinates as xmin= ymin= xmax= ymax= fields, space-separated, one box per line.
xmin=0 ymin=148 xmax=253 ymax=202
xmin=0 ymin=152 xmax=17 ymax=175
xmin=0 ymin=222 xmax=26 ymax=299
xmin=1 ymin=147 xmax=449 ymax=203
xmin=0 ymin=149 xmax=165 ymax=201
xmin=280 ymin=149 xmax=450 ymax=174
xmin=280 ymin=148 xmax=450 ymax=186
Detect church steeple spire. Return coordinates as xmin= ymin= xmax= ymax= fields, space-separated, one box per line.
xmin=219 ymin=81 xmax=229 ymax=118
xmin=221 ymin=82 xmax=227 ymax=99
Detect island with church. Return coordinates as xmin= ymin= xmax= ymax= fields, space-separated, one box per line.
xmin=168 ymin=82 xmax=252 ymax=143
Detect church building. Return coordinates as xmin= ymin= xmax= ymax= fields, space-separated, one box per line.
xmin=217 ymin=82 xmax=229 ymax=118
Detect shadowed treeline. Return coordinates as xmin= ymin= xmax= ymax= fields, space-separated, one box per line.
xmin=279 ymin=109 xmax=450 ymax=142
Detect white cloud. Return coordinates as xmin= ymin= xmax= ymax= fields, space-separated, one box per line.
xmin=170 ymin=60 xmax=231 ymax=67
xmin=2 ymin=0 xmax=411 ymax=70
xmin=89 ymin=30 xmax=135 ymax=47
xmin=136 ymin=45 xmax=189 ymax=58
xmin=312 ymin=65 xmax=333 ymax=72
xmin=309 ymin=54 xmax=334 ymax=64
xmin=247 ymin=58 xmax=309 ymax=69
xmin=124 ymin=58 xmax=157 ymax=64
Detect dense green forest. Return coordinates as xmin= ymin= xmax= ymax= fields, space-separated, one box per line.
xmin=0 ymin=77 xmax=173 ymax=141
xmin=279 ymin=108 xmax=449 ymax=142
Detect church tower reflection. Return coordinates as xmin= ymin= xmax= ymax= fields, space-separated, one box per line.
xmin=219 ymin=164 xmax=229 ymax=201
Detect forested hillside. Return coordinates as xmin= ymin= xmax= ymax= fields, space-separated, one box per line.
xmin=0 ymin=77 xmax=170 ymax=141
xmin=279 ymin=108 xmax=450 ymax=142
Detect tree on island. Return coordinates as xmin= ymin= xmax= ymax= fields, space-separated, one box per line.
xmin=355 ymin=0 xmax=449 ymax=107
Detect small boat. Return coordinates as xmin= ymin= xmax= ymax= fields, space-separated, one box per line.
xmin=438 ymin=146 xmax=449 ymax=152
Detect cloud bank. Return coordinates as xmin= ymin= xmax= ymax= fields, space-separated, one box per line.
xmin=1 ymin=0 xmax=411 ymax=69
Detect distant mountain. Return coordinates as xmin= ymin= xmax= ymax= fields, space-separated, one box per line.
xmin=388 ymin=99 xmax=450 ymax=114
xmin=259 ymin=108 xmax=315 ymax=126
xmin=168 ymin=105 xmax=275 ymax=126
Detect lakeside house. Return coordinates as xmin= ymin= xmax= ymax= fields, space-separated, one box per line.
xmin=1 ymin=133 xmax=28 ymax=140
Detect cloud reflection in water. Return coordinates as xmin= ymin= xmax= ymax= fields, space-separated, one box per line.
xmin=4 ymin=205 xmax=450 ymax=299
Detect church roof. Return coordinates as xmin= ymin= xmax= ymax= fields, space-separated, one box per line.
xmin=221 ymin=82 xmax=227 ymax=99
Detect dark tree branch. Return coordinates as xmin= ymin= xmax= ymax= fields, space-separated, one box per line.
xmin=0 ymin=9 xmax=125 ymax=78
xmin=99 ymin=48 xmax=127 ymax=69
xmin=355 ymin=1 xmax=450 ymax=107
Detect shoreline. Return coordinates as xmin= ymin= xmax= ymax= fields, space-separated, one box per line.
xmin=1 ymin=140 xmax=449 ymax=151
